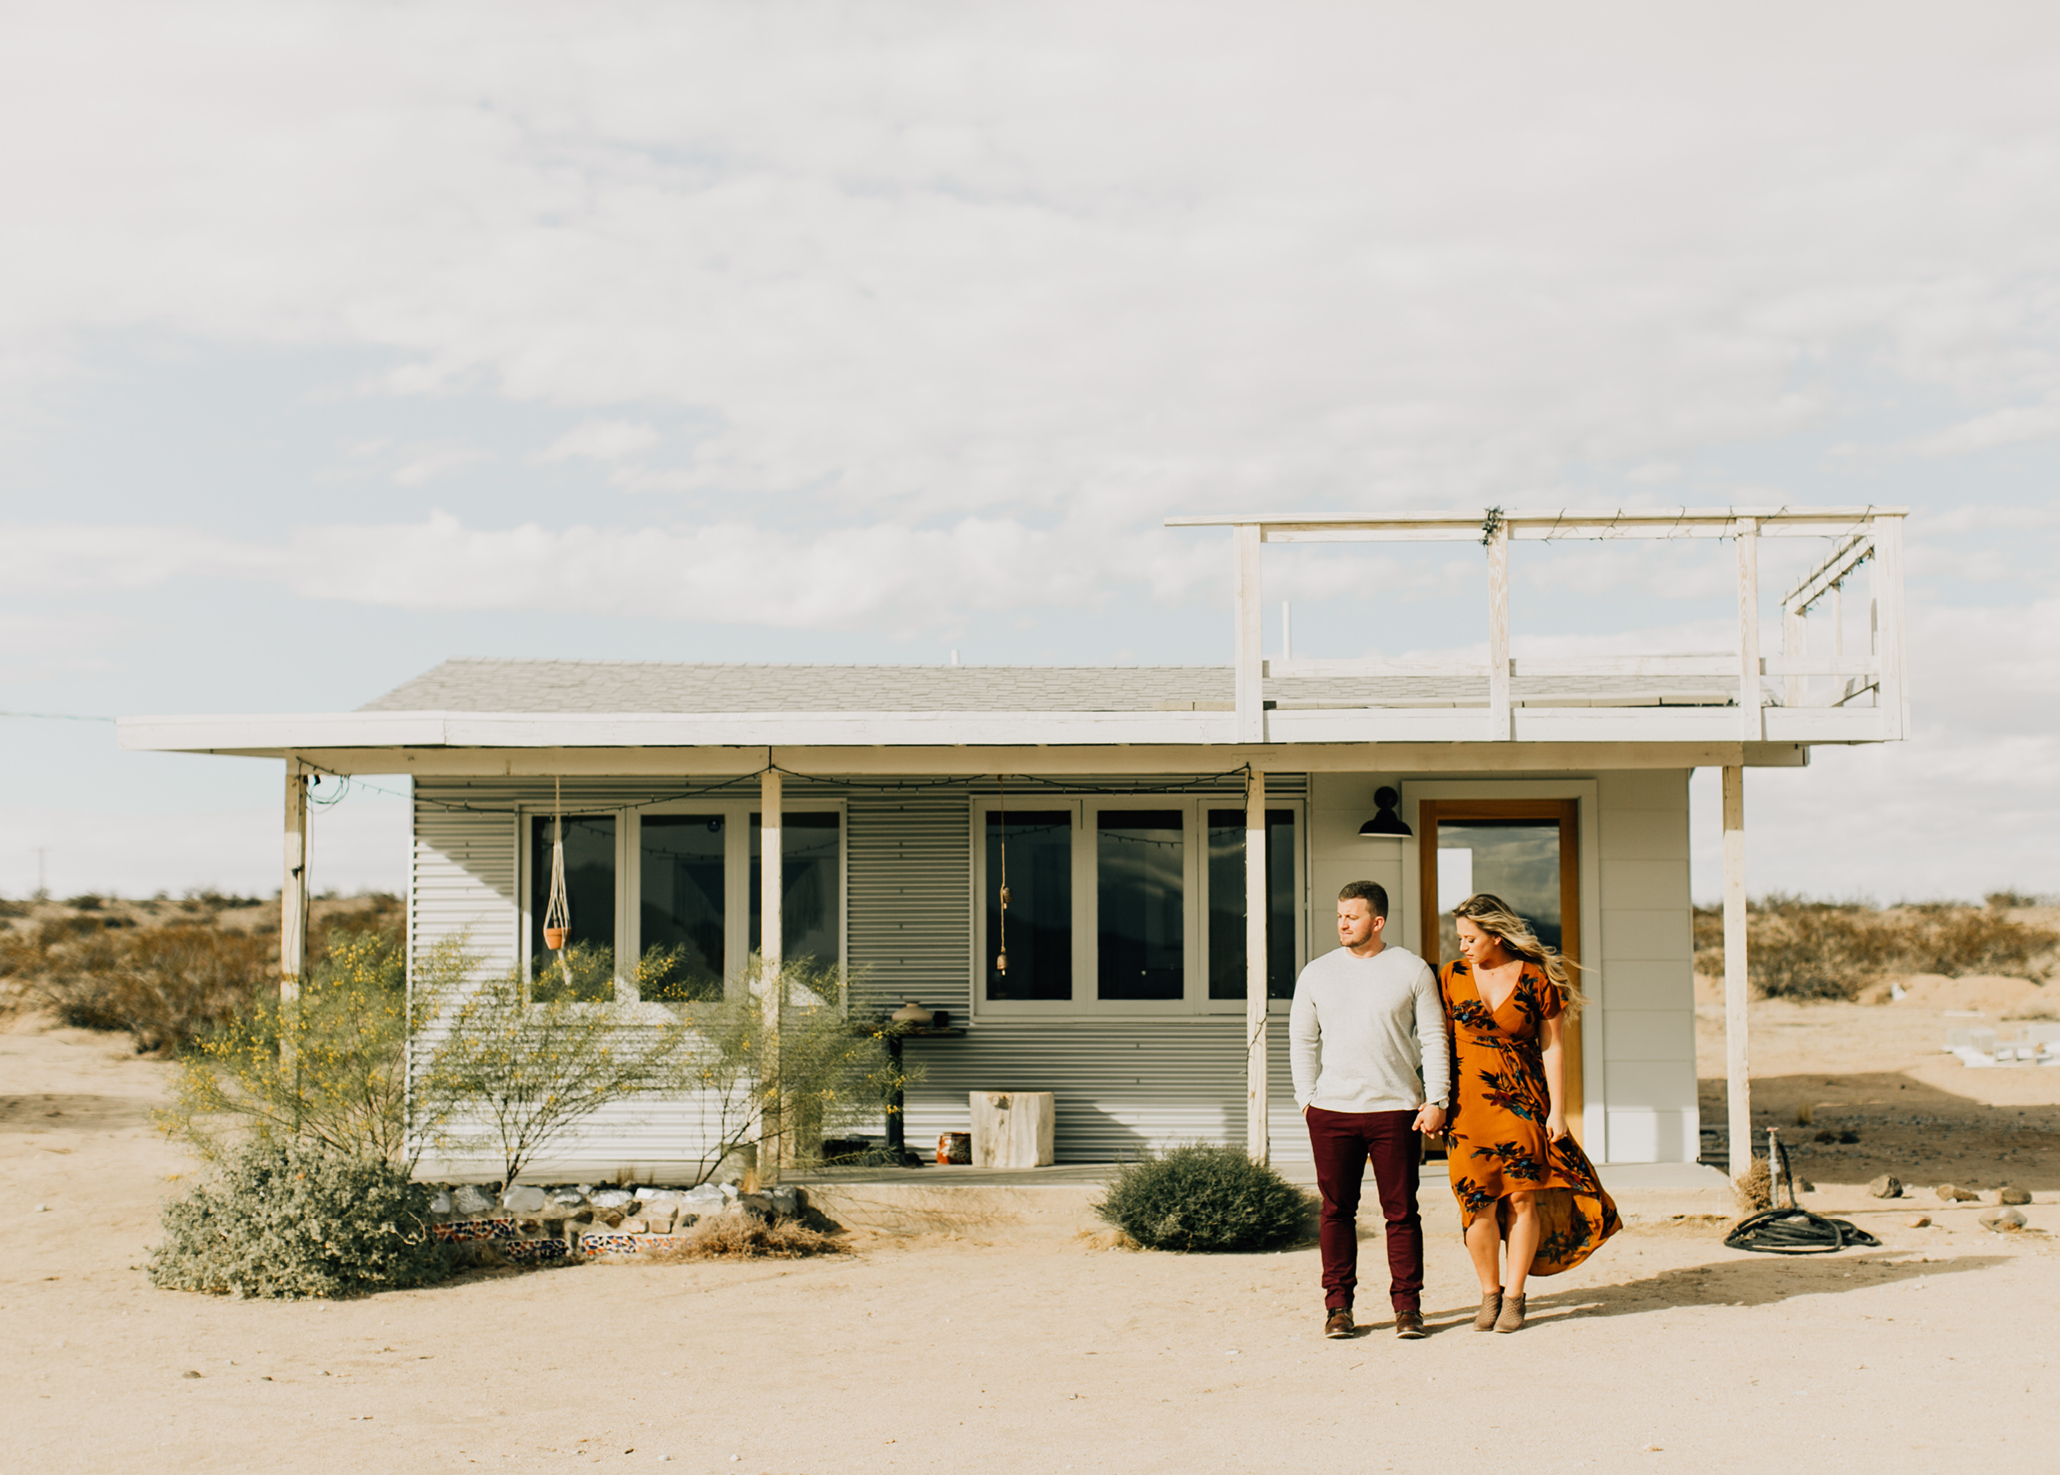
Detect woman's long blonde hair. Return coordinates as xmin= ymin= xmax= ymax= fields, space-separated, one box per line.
xmin=1451 ymin=892 xmax=1588 ymax=1017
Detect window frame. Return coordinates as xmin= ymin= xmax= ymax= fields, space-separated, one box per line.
xmin=517 ymin=798 xmax=847 ymax=1005
xmin=969 ymin=794 xmax=1304 ymax=1021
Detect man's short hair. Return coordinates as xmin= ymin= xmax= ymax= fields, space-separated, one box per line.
xmin=1337 ymin=880 xmax=1389 ymax=918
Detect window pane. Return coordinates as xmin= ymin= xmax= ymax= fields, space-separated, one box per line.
xmin=638 ymin=815 xmax=726 ymax=1003
xmin=1097 ymin=809 xmax=1184 ymax=1001
xmin=986 ymin=811 xmax=1073 ymax=1002
xmin=749 ymin=812 xmax=841 ymax=966
xmin=529 ymin=814 xmax=616 ymax=1002
xmin=1206 ymin=809 xmax=1297 ymax=1000
xmin=1435 ymin=819 xmax=1561 ymax=964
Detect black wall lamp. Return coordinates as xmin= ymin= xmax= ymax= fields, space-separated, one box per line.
xmin=1358 ymin=786 xmax=1413 ymax=838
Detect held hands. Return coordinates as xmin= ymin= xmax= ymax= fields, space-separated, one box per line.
xmin=1546 ymin=1111 xmax=1570 ymax=1142
xmin=1412 ymin=1103 xmax=1446 ymax=1137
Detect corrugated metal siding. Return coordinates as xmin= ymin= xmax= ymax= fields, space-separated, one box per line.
xmin=407 ymin=773 xmax=1311 ymax=1175
xmin=846 ymin=795 xmax=970 ymax=1018
xmin=901 ymin=1016 xmax=1313 ymax=1165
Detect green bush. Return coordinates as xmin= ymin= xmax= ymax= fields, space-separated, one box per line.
xmin=1095 ymin=1143 xmax=1311 ymax=1252
xmin=150 ymin=1141 xmax=454 ymax=1299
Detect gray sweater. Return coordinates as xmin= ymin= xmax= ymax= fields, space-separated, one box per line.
xmin=1288 ymin=944 xmax=1450 ymax=1113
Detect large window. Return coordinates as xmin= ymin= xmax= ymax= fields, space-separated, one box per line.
xmin=985 ymin=811 xmax=1073 ymax=1001
xmin=1097 ymin=810 xmax=1186 ymax=1000
xmin=638 ymin=815 xmax=726 ymax=1002
xmin=523 ymin=803 xmax=842 ymax=1003
xmin=975 ymin=797 xmax=1301 ymax=1015
xmin=1206 ymin=808 xmax=1297 ymax=1001
xmin=528 ymin=814 xmax=618 ymax=1002
xmin=751 ymin=812 xmax=842 ymax=967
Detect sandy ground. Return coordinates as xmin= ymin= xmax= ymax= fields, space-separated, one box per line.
xmin=5 ymin=1007 xmax=2059 ymax=1475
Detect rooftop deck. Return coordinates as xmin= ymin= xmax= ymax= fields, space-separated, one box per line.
xmin=116 ymin=504 xmax=1905 ymax=768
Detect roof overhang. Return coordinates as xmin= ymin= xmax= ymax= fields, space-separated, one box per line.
xmin=118 ymin=709 xmax=1813 ymax=775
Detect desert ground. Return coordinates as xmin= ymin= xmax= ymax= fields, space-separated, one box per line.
xmin=4 ymin=993 xmax=2057 ymax=1475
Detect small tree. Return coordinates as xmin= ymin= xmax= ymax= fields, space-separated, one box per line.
xmin=667 ymin=956 xmax=913 ymax=1185
xmin=414 ymin=950 xmax=911 ymax=1187
xmin=155 ymin=931 xmax=466 ymax=1168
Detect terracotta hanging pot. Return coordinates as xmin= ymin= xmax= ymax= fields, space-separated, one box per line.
xmin=543 ymin=927 xmax=569 ymax=951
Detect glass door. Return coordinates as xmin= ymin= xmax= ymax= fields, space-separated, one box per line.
xmin=1417 ymin=798 xmax=1583 ymax=1133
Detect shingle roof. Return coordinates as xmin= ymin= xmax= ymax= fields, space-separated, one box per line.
xmin=359 ymin=658 xmax=1741 ymax=715
xmin=360 ymin=660 xmax=1238 ymax=714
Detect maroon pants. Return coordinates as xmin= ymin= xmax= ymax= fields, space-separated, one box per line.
xmin=1305 ymin=1106 xmax=1423 ymax=1313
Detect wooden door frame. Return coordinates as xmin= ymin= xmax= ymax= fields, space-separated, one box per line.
xmin=1416 ymin=797 xmax=1584 ymax=1136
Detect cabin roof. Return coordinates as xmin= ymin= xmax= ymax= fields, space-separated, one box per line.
xmin=360 ymin=657 xmax=1744 ymax=716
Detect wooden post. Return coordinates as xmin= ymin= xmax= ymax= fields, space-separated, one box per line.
xmin=1721 ymin=764 xmax=1751 ymax=1193
xmin=281 ymin=757 xmax=309 ymax=1007
xmin=1735 ymin=517 xmax=1762 ymax=740
xmin=1233 ymin=524 xmax=1264 ymax=743
xmin=1245 ymin=769 xmax=1269 ymax=1163
xmin=1486 ymin=518 xmax=1512 ymax=740
xmin=759 ymin=765 xmax=783 ymax=1184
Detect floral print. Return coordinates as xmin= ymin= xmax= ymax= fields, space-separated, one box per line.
xmin=1439 ymin=958 xmax=1620 ymax=1276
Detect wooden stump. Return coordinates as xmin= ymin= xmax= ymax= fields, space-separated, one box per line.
xmin=969 ymin=1091 xmax=1055 ymax=1168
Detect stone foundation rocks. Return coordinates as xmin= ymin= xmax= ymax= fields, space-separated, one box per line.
xmin=420 ymin=1180 xmax=812 ymax=1264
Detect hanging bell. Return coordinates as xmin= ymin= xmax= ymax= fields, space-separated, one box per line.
xmin=995 ymin=951 xmax=1008 ymax=974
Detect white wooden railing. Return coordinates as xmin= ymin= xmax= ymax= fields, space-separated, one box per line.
xmin=1164 ymin=506 xmax=1909 ymax=745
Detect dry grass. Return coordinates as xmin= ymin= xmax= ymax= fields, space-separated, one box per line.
xmin=644 ymin=1213 xmax=851 ymax=1260
xmin=1692 ymin=896 xmax=2060 ymax=1002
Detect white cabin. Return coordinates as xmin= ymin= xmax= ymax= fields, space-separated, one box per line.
xmin=120 ymin=506 xmax=1908 ymax=1179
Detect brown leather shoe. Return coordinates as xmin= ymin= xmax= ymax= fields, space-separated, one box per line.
xmin=1323 ymin=1307 xmax=1355 ymax=1339
xmin=1394 ymin=1309 xmax=1426 ymax=1339
xmin=1494 ymin=1291 xmax=1526 ymax=1333
xmin=1474 ymin=1291 xmax=1503 ymax=1332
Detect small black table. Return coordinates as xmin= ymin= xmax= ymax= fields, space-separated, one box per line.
xmin=852 ymin=1021 xmax=966 ymax=1154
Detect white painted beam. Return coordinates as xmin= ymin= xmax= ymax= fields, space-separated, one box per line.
xmin=1233 ymin=524 xmax=1265 ymax=744
xmin=1735 ymin=518 xmax=1763 ymax=742
xmin=1486 ymin=518 xmax=1512 ymax=741
xmin=1245 ymin=769 xmax=1269 ymax=1164
xmin=1721 ymin=764 xmax=1751 ymax=1197
xmin=281 ymin=756 xmax=309 ymax=1009
xmin=759 ymin=765 xmax=783 ymax=1184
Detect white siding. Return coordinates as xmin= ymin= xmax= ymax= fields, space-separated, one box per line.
xmin=1595 ymin=769 xmax=1698 ymax=1164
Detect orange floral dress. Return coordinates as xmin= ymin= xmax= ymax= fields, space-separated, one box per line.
xmin=1439 ymin=958 xmax=1620 ymax=1275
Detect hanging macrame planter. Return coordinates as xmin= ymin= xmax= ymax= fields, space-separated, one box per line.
xmin=542 ymin=776 xmax=571 ymax=953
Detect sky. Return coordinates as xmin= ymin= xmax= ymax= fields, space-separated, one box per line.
xmin=2 ymin=1 xmax=2057 ymax=904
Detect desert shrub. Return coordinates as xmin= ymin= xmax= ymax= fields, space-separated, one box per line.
xmin=1694 ymin=896 xmax=2060 ymax=1001
xmin=1095 ymin=1144 xmax=1312 ymax=1252
xmin=149 ymin=1140 xmax=453 ymax=1299
xmin=157 ymin=928 xmax=443 ymax=1167
xmin=21 ymin=918 xmax=267 ymax=1048
xmin=649 ymin=1214 xmax=848 ymax=1260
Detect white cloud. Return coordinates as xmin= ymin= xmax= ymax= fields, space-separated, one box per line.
xmin=6 ymin=2 xmax=2060 ymax=525
xmin=539 ymin=418 xmax=661 ymax=463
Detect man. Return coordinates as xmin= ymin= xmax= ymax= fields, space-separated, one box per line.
xmin=1290 ymin=880 xmax=1449 ymax=1340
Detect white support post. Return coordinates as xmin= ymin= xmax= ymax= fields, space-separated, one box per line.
xmin=281 ymin=756 xmax=309 ymax=1008
xmin=1722 ymin=764 xmax=1751 ymax=1195
xmin=759 ymin=765 xmax=783 ymax=1183
xmin=1735 ymin=517 xmax=1762 ymax=740
xmin=1782 ymin=604 xmax=1806 ymax=710
xmin=1233 ymin=524 xmax=1264 ymax=743
xmin=1244 ymin=769 xmax=1269 ymax=1164
xmin=1873 ymin=514 xmax=1909 ymax=740
xmin=1486 ymin=520 xmax=1512 ymax=740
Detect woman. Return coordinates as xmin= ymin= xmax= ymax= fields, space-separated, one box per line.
xmin=1439 ymin=893 xmax=1619 ymax=1332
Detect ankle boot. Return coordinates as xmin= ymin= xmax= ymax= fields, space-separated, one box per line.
xmin=1494 ymin=1291 xmax=1526 ymax=1333
xmin=1474 ymin=1290 xmax=1503 ymax=1332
